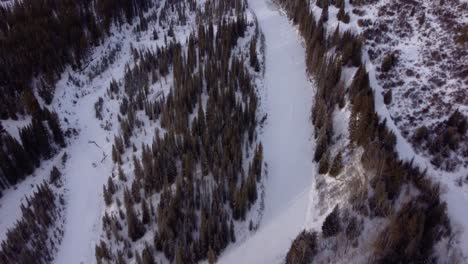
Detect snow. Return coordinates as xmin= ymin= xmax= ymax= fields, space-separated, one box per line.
xmin=355 ymin=0 xmax=468 ymax=171
xmin=1 ymin=116 xmax=31 ymax=141
xmin=220 ymin=0 xmax=316 ymax=262
xmin=52 ymin=87 xmax=112 ymax=264
xmin=52 ymin=3 xmax=201 ymax=261
xmin=2 ymin=0 xmax=464 ymax=261
xmin=52 ymin=32 xmax=133 ymax=264
xmin=0 ymin=152 xmax=63 ymax=241
xmin=346 ymin=3 xmax=468 ymax=259
xmin=305 ymin=0 xmax=468 ymax=258
xmin=363 ymin=27 xmax=468 ymax=261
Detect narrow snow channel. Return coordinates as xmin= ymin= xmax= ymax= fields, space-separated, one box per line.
xmin=53 ymin=76 xmax=115 ymax=264
xmin=220 ymin=0 xmax=315 ymax=262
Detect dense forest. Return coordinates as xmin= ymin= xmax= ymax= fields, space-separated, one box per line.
xmin=0 ymin=0 xmax=158 ymax=191
xmin=96 ymin=0 xmax=265 ymax=263
xmin=277 ymin=0 xmax=452 ymax=263
xmin=0 ymin=0 xmax=155 ymax=260
xmin=0 ymin=0 xmax=462 ymax=262
xmin=0 ymin=178 xmax=64 ymax=263
xmin=0 ymin=0 xmax=152 ymax=119
xmin=0 ymin=101 xmax=65 ymax=194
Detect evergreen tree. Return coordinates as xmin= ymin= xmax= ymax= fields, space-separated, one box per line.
xmin=230 ymin=220 xmax=236 ymax=242
xmin=208 ymin=247 xmax=217 ymax=264
xmin=142 ymin=199 xmax=150 ymax=224
xmin=318 ymin=151 xmax=330 ymax=174
xmin=249 ymin=37 xmax=260 ymax=72
xmin=322 ymin=205 xmax=341 ymax=237
xmin=142 ymin=244 xmax=155 ymax=264
xmin=125 ymin=193 xmax=145 ymax=241
xmin=329 ymin=152 xmax=343 ymax=177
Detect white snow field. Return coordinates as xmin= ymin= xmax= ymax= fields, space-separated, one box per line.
xmin=52 ymin=89 xmax=112 ymax=264
xmin=220 ymin=0 xmax=316 ymax=262
xmin=51 ymin=38 xmax=131 ymax=263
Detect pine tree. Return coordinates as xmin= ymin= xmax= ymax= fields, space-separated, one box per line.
xmin=249 ymin=38 xmax=260 ymax=72
xmin=318 ymin=151 xmax=330 ymax=174
xmin=21 ymin=90 xmax=41 ymax=116
xmin=230 ymin=220 xmax=236 ymax=242
xmin=95 ymin=240 xmax=111 ymax=262
xmin=46 ymin=110 xmax=65 ymax=147
xmin=322 ymin=205 xmax=341 ymax=237
xmin=329 ymin=152 xmax=343 ymax=177
xmin=125 ymin=195 xmax=145 ymax=241
xmin=49 ymin=166 xmax=61 ymax=184
xmin=285 ymin=231 xmax=318 ymax=264
xmin=314 ymin=132 xmax=328 ymax=162
xmin=142 ymin=199 xmax=150 ymax=224
xmin=337 ymin=5 xmax=349 ymax=23
xmin=135 ymin=250 xmax=143 ymax=264
xmin=112 ymin=145 xmax=121 ymax=164
xmin=208 ymin=247 xmax=217 ymax=264
xmin=131 ymin=179 xmax=142 ymax=203
xmin=142 ymin=244 xmax=155 ymax=264
xmin=201 ymin=150 xmax=210 ymax=176
xmin=107 ymin=176 xmax=115 ymax=194
xmin=133 ymin=156 xmax=144 ymax=181
xmin=118 ymin=166 xmax=127 ymax=182
xmin=320 ymin=5 xmax=329 ymax=23
xmin=103 ymin=185 xmax=112 ymax=206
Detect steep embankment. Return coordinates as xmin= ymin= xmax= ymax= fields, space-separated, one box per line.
xmin=220 ymin=0 xmax=316 ymax=262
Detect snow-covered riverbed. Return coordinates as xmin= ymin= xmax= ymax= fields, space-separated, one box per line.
xmin=220 ymin=0 xmax=316 ymax=262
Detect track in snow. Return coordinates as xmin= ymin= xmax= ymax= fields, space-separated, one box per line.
xmin=220 ymin=0 xmax=315 ymax=262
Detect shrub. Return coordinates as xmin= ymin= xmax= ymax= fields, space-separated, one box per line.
xmin=447 ymin=110 xmax=467 ymax=135
xmin=383 ymin=90 xmax=392 ymax=105
xmin=381 ymin=53 xmax=395 ymax=72
xmin=337 ymin=6 xmax=350 ymax=23
xmin=443 ymin=127 xmax=460 ymax=150
xmin=413 ymin=125 xmax=429 ymax=142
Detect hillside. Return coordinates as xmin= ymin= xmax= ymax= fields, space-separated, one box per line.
xmin=0 ymin=0 xmax=466 ymax=263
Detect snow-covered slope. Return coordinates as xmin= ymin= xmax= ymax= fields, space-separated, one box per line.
xmin=50 ymin=28 xmax=135 ymax=263
xmin=220 ymin=0 xmax=316 ymax=262
xmin=274 ymin=0 xmax=468 ymax=262
xmin=1 ymin=0 xmax=465 ymax=262
xmin=0 ymin=151 xmax=63 ymax=242
xmin=52 ymin=77 xmax=113 ymax=263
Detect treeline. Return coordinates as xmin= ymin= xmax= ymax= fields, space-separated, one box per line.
xmin=0 ymin=0 xmax=153 ymax=119
xmin=279 ymin=0 xmax=451 ymax=263
xmin=97 ymin=0 xmax=264 ymax=263
xmin=0 ymin=92 xmax=65 ymax=194
xmin=0 ymin=182 xmax=61 ymax=263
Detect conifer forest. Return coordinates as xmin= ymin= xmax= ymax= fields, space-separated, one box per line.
xmin=0 ymin=0 xmax=466 ymax=263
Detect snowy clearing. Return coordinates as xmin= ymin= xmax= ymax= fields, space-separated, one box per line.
xmin=51 ymin=33 xmax=132 ymax=263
